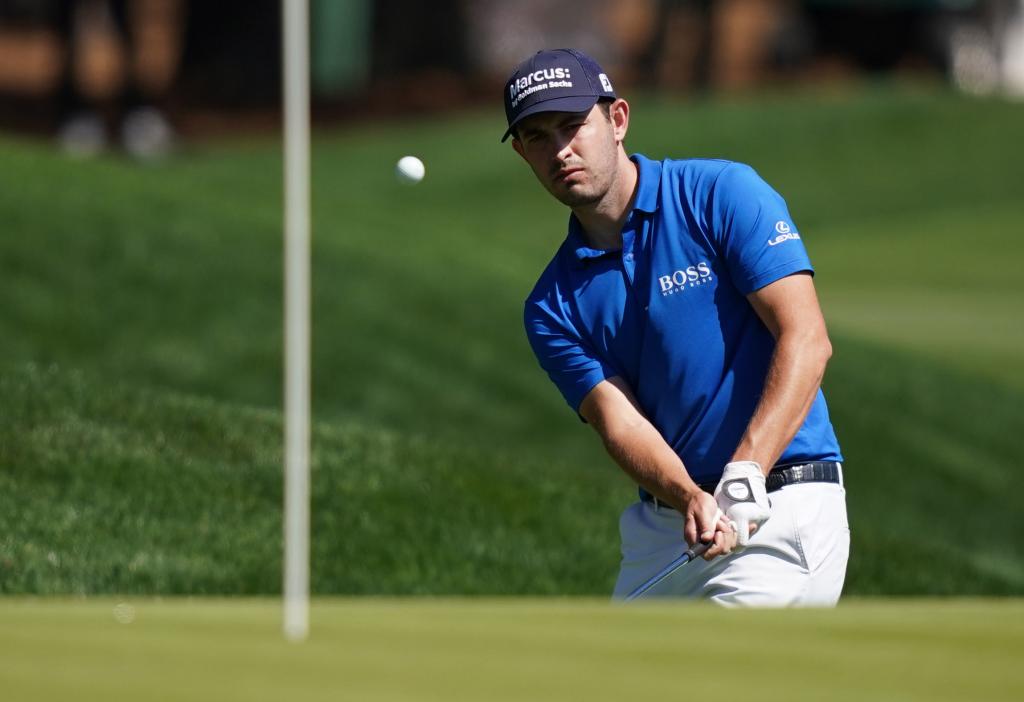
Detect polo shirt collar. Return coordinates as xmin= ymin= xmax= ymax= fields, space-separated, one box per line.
xmin=630 ymin=153 xmax=662 ymax=214
xmin=567 ymin=153 xmax=663 ymax=263
xmin=566 ymin=216 xmax=598 ymax=261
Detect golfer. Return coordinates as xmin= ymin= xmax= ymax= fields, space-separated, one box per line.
xmin=505 ymin=49 xmax=849 ymax=605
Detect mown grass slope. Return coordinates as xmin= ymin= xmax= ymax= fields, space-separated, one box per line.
xmin=1 ymin=84 xmax=1021 ymax=595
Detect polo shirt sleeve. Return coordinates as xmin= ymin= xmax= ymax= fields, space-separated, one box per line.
xmin=524 ymin=295 xmax=615 ymax=414
xmin=707 ymin=163 xmax=814 ymax=295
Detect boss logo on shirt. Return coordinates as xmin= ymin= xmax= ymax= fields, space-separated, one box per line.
xmin=657 ymin=261 xmax=713 ymax=296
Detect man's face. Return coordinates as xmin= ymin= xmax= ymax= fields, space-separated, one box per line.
xmin=511 ymin=102 xmax=623 ymax=208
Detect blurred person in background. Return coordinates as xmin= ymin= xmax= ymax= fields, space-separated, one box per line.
xmin=54 ymin=0 xmax=184 ymax=159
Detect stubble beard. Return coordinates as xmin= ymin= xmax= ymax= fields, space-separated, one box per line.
xmin=549 ymin=133 xmax=620 ymax=209
xmin=550 ymin=161 xmax=617 ymax=209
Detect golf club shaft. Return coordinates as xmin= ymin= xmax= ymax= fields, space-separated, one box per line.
xmin=624 ymin=542 xmax=711 ymax=601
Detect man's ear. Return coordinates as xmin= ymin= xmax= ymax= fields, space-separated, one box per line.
xmin=511 ymin=136 xmax=527 ymax=161
xmin=611 ymin=98 xmax=629 ymax=144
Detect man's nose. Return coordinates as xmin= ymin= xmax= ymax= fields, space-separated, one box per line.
xmin=554 ymin=135 xmax=575 ymax=162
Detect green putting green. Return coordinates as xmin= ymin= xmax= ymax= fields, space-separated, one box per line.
xmin=2 ymin=599 xmax=1022 ymax=701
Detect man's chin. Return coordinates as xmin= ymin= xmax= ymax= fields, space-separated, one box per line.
xmin=552 ymin=184 xmax=603 ymax=208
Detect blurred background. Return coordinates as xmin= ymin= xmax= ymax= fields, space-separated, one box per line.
xmin=1 ymin=0 xmax=1023 ymax=152
xmin=1 ymin=1 xmax=1022 ymax=599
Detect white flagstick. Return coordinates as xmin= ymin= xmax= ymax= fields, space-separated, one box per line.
xmin=282 ymin=0 xmax=310 ymax=642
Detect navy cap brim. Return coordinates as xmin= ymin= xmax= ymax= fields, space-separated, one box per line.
xmin=500 ymin=94 xmax=600 ymax=142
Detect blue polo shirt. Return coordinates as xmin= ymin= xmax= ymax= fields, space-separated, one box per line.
xmin=524 ymin=154 xmax=842 ymax=484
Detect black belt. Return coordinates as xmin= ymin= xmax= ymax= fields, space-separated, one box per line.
xmin=640 ymin=461 xmax=842 ymax=510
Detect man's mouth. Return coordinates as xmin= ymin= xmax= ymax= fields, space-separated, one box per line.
xmin=554 ymin=167 xmax=584 ymax=183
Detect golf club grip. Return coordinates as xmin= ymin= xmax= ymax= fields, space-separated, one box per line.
xmin=688 ymin=541 xmax=712 ymax=559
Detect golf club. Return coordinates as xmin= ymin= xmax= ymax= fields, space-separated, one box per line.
xmin=624 ymin=542 xmax=711 ymax=601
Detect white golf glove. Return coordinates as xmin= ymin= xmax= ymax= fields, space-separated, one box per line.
xmin=714 ymin=461 xmax=771 ymax=550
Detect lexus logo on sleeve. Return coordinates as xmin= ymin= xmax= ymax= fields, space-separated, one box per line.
xmin=767 ymin=220 xmax=801 ymax=246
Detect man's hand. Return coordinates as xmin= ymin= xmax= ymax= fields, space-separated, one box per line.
xmin=684 ymin=490 xmax=738 ymax=560
xmin=714 ymin=461 xmax=771 ymax=549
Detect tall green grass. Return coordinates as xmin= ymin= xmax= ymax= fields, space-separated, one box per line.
xmin=1 ymin=85 xmax=1021 ymax=594
xmin=0 ymin=364 xmax=624 ymax=595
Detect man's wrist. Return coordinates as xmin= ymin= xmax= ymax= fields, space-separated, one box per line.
xmin=729 ymin=457 xmax=770 ymax=478
xmin=654 ymin=479 xmax=704 ymax=511
xmin=678 ymin=481 xmax=708 ymax=509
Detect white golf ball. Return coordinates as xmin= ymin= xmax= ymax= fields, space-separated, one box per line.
xmin=395 ymin=155 xmax=425 ymax=184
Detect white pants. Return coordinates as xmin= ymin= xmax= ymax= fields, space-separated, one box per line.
xmin=612 ymin=479 xmax=850 ymax=606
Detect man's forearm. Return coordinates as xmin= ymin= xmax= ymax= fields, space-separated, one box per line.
xmin=580 ymin=378 xmax=703 ymax=511
xmin=581 ymin=377 xmax=738 ymax=557
xmin=599 ymin=413 xmax=703 ymax=511
xmin=732 ymin=330 xmax=831 ymax=474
